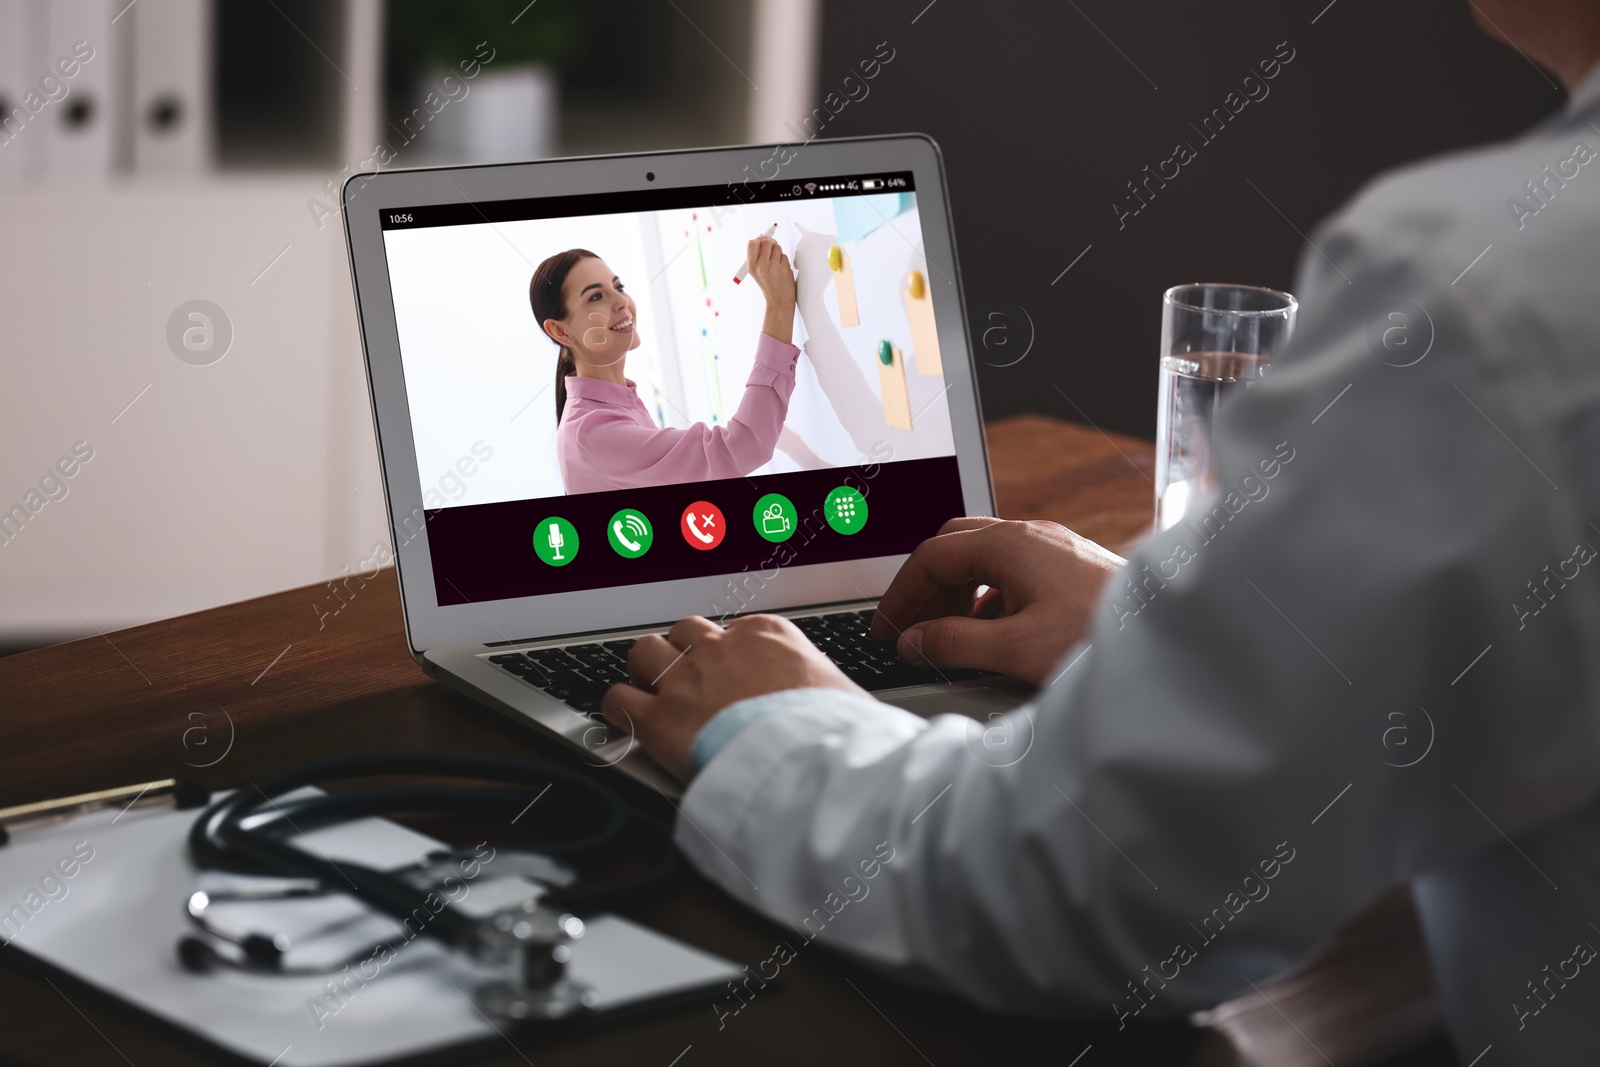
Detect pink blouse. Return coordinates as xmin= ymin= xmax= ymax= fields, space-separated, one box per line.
xmin=556 ymin=332 xmax=801 ymax=493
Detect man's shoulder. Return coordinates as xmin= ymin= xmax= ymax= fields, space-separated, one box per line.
xmin=1282 ymin=105 xmax=1600 ymax=371
xmin=1314 ymin=109 xmax=1600 ymax=284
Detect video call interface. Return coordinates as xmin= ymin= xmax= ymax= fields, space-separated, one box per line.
xmin=380 ymin=171 xmax=967 ymax=605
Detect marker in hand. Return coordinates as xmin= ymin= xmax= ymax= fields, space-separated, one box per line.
xmin=732 ymin=224 xmax=779 ymax=284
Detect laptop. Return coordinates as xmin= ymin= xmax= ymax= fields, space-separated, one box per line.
xmin=341 ymin=134 xmax=1029 ymax=795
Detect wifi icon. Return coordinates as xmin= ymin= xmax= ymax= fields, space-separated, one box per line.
xmin=607 ymin=508 xmax=654 ymax=558
xmin=804 ymin=182 xmax=817 ymax=194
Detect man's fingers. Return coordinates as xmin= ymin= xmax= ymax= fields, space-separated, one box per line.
xmin=630 ymin=618 xmax=720 ymax=687
xmin=973 ymin=586 xmax=1006 ymax=619
xmin=900 ymin=614 xmax=1022 ymax=676
xmin=883 ymin=582 xmax=979 ymax=642
xmin=666 ymin=615 xmax=720 ymax=650
xmin=627 ymin=634 xmax=679 ymax=687
xmin=723 ymin=612 xmax=793 ymax=635
xmin=601 ymin=682 xmax=655 ymax=730
xmin=870 ymin=526 xmax=1010 ymax=638
xmin=937 ymin=515 xmax=1003 ymax=536
xmin=603 ymin=682 xmax=695 ymax=777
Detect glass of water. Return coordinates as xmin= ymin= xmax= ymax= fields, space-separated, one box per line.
xmin=1155 ymin=283 xmax=1297 ymax=532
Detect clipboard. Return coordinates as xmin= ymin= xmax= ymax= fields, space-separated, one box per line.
xmin=0 ymin=795 xmax=742 ymax=1066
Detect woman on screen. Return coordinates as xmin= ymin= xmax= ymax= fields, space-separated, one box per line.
xmin=532 ymin=239 xmax=800 ymax=494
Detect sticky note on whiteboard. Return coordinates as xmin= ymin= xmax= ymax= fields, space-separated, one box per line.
xmin=833 ymin=193 xmax=912 ymax=243
xmin=877 ymin=340 xmax=913 ymax=430
xmin=903 ymin=270 xmax=942 ymax=376
xmin=829 ymin=245 xmax=860 ymax=327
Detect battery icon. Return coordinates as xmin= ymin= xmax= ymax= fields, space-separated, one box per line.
xmin=861 ymin=178 xmax=884 ymax=190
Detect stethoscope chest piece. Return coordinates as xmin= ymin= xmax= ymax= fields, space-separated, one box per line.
xmin=469 ymin=898 xmax=596 ymax=1020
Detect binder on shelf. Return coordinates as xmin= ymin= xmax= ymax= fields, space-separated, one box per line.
xmin=42 ymin=0 xmax=122 ymax=181
xmin=131 ymin=0 xmax=211 ymax=173
xmin=0 ymin=0 xmax=40 ymax=186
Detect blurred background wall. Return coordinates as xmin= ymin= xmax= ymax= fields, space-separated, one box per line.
xmin=817 ymin=0 xmax=1563 ymax=436
xmin=0 ymin=0 xmax=1564 ymax=655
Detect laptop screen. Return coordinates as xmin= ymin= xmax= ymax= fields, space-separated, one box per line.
xmin=378 ymin=172 xmax=967 ymax=609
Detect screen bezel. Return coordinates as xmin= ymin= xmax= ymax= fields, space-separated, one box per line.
xmin=343 ymin=134 xmax=995 ymax=654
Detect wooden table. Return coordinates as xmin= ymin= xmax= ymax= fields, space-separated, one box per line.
xmin=0 ymin=416 xmax=1191 ymax=1067
xmin=983 ymin=414 xmax=1156 ymax=554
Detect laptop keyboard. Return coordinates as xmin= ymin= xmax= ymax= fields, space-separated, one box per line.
xmin=486 ymin=609 xmax=991 ymax=717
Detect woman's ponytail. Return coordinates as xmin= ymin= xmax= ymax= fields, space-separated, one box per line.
xmin=529 ymin=248 xmax=599 ymax=425
xmin=553 ymin=349 xmax=576 ymax=422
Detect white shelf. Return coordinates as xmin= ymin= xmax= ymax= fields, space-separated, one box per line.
xmin=0 ymin=177 xmax=389 ymax=643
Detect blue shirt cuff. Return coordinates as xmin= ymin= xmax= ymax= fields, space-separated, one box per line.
xmin=689 ymin=688 xmax=846 ymax=775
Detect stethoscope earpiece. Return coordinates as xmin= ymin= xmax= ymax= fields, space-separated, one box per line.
xmin=176 ymin=935 xmax=219 ymax=974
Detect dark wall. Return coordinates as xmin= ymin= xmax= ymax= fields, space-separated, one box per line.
xmin=818 ymin=0 xmax=1564 ymax=438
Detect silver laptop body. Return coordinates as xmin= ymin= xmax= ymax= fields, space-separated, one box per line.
xmin=342 ymin=135 xmax=1027 ymax=796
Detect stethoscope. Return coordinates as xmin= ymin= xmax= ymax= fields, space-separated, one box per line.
xmin=177 ymin=753 xmax=678 ymax=1022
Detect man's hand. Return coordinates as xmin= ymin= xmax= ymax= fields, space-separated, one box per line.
xmin=603 ymin=614 xmax=862 ymax=781
xmin=869 ymin=518 xmax=1126 ymax=686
